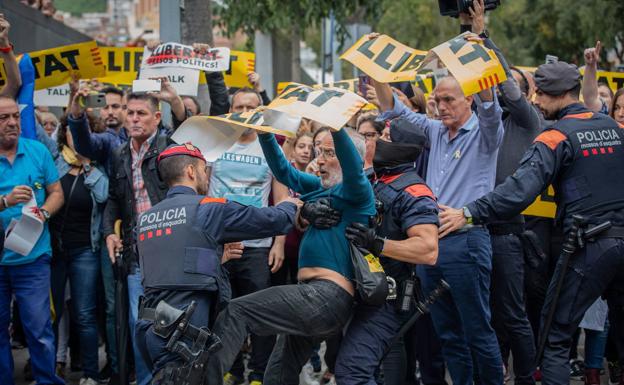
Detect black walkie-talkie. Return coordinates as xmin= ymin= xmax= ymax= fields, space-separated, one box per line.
xmin=398 ymin=278 xmax=415 ymax=313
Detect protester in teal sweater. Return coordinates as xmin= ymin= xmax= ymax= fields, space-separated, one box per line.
xmin=258 ymin=128 xmax=376 ymax=280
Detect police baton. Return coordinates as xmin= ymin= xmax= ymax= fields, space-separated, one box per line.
xmin=535 ymin=215 xmax=612 ymax=366
xmin=379 ymin=279 xmax=450 ymax=364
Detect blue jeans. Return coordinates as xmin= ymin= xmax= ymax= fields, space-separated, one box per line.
xmin=418 ymin=228 xmax=503 ymax=385
xmin=51 ymin=247 xmax=100 ymax=379
xmin=0 ymin=254 xmax=64 ymax=385
xmin=585 ymin=321 xmax=609 ymax=369
xmin=335 ymin=302 xmax=407 ymax=385
xmin=128 ymin=266 xmax=152 ymax=385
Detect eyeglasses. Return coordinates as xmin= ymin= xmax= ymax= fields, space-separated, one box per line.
xmin=361 ymin=132 xmax=380 ymax=140
xmin=315 ymin=147 xmax=336 ymax=159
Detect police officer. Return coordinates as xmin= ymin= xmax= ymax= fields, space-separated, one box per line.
xmin=440 ymin=61 xmax=624 ymax=385
xmin=133 ymin=143 xmax=301 ymax=385
xmin=334 ymin=118 xmax=440 ymax=385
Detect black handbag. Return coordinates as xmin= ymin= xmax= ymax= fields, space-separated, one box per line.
xmin=349 ymin=241 xmax=389 ymax=306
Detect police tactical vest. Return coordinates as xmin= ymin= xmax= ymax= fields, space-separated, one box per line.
xmin=554 ymin=112 xmax=624 ymax=222
xmin=137 ymin=194 xmax=220 ymax=291
xmin=374 ymin=171 xmax=427 ymax=282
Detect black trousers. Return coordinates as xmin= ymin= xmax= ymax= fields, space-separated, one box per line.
xmin=540 ymin=237 xmax=624 ymax=385
xmin=205 ymin=279 xmax=353 ymax=385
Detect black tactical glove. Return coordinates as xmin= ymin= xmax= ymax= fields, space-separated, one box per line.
xmin=300 ymin=198 xmax=342 ymax=229
xmin=345 ymin=222 xmax=385 ymax=256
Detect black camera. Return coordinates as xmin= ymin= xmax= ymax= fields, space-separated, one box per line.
xmin=438 ymin=0 xmax=501 ymax=17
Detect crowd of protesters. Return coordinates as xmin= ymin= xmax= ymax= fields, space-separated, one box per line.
xmin=2 ymin=0 xmax=624 ymax=384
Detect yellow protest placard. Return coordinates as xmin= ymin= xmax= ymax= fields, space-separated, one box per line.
xmin=340 ymin=34 xmax=428 ymax=83
xmin=522 ymin=185 xmax=556 ymax=218
xmin=0 ymin=41 xmax=107 ymax=90
xmin=98 ymin=47 xmax=144 ymax=86
xmin=268 ymin=83 xmax=367 ymax=130
xmin=430 ymin=34 xmax=507 ymax=96
xmin=224 ymin=50 xmax=255 ymax=89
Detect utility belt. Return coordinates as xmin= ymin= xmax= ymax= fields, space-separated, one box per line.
xmin=487 ymin=223 xmax=524 ymax=236
xmin=138 ymin=299 xmax=222 ymax=385
xmin=386 ymin=275 xmax=423 ymax=314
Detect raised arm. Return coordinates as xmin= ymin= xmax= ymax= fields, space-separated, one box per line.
xmin=257 ymin=132 xmax=322 ymax=194
xmin=332 ymin=129 xmax=374 ymax=204
xmin=474 ymin=91 xmax=504 ymax=151
xmin=582 ymin=41 xmax=603 ymax=113
xmin=0 ymin=14 xmax=21 ymax=98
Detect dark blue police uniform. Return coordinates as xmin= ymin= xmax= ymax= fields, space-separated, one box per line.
xmin=466 ymin=103 xmax=624 ymax=385
xmin=134 ymin=185 xmax=297 ymax=383
xmin=335 ymin=164 xmax=439 ymax=385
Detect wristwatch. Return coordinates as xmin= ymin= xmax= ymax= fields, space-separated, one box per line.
xmin=40 ymin=208 xmax=51 ymax=221
xmin=462 ymin=206 xmax=473 ymax=225
xmin=478 ymin=29 xmax=490 ymax=39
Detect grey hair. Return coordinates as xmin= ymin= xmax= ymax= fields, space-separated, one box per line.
xmin=345 ymin=127 xmax=366 ymax=161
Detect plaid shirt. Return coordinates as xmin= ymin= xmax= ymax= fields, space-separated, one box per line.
xmin=130 ymin=132 xmax=157 ymax=215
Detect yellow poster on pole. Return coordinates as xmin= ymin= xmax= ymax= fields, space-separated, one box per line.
xmin=0 ymin=41 xmax=106 ymax=90
xmin=522 ymin=185 xmax=556 ymax=218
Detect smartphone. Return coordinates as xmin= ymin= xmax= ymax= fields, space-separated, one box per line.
xmin=358 ymin=74 xmax=369 ymax=96
xmin=79 ymin=93 xmax=106 ymax=108
xmin=132 ymin=79 xmax=161 ymax=93
xmin=545 ymin=55 xmax=559 ymax=64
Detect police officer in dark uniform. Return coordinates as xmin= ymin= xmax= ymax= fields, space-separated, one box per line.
xmin=133 ymin=143 xmax=301 ymax=385
xmin=441 ymin=61 xmax=624 ymax=385
xmin=333 ymin=118 xmax=440 ymax=385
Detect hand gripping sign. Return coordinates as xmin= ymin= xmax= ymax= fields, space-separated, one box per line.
xmin=341 ymin=33 xmax=507 ymax=96
xmin=267 ymin=83 xmax=367 ymax=130
xmin=143 ymin=42 xmax=231 ymax=72
xmin=0 ymin=41 xmax=106 ymax=90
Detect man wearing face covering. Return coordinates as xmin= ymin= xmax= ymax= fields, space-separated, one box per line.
xmin=333 ymin=118 xmax=440 ymax=385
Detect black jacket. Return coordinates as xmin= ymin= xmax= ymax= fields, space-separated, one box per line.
xmin=102 ymin=134 xmax=174 ymax=270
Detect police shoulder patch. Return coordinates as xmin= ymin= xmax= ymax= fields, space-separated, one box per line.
xmin=405 ymin=184 xmax=435 ymax=200
xmin=534 ymin=129 xmax=567 ymax=151
xmin=200 ymin=197 xmax=227 ymax=204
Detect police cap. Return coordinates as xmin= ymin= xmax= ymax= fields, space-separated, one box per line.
xmin=157 ymin=143 xmax=206 ymax=164
xmin=534 ymin=61 xmax=581 ymax=96
xmin=389 ymin=117 xmax=427 ymax=146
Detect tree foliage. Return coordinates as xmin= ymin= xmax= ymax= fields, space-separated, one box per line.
xmin=215 ymin=0 xmax=380 ymax=47
xmin=55 ymin=0 xmax=106 ymax=15
xmin=375 ymin=0 xmax=624 ymax=68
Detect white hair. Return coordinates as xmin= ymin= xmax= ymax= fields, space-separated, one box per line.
xmin=345 ymin=127 xmax=366 ymax=161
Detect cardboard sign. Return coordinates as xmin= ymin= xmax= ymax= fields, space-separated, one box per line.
xmin=172 ymin=115 xmax=247 ymax=162
xmin=268 ymin=83 xmax=367 ymax=130
xmin=0 ymin=41 xmax=106 ymax=90
xmin=144 ymin=42 xmax=230 ymax=72
xmin=340 ymin=34 xmax=428 ymax=83
xmin=138 ymin=66 xmax=200 ymax=96
xmin=34 ymin=84 xmax=71 ymax=107
xmin=208 ymin=108 xmax=302 ymax=138
xmin=522 ymin=185 xmax=556 ymax=219
xmin=430 ymin=33 xmax=508 ymax=96
xmin=224 ymin=50 xmax=255 ymax=89
xmin=341 ymin=33 xmax=507 ymax=96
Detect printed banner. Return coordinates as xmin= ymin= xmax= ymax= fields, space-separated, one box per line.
xmin=268 ymin=83 xmax=367 ymax=130
xmin=340 ymin=33 xmax=507 ymax=96
xmin=34 ymin=84 xmax=71 ymax=107
xmin=0 ymin=41 xmax=106 ymax=91
xmin=144 ymin=42 xmax=230 ymax=72
xmin=429 ymin=33 xmax=508 ymax=96
xmin=522 ymin=185 xmax=556 ymax=218
xmin=340 ymin=34 xmax=429 ymax=83
xmin=138 ymin=66 xmax=200 ymax=96
xmin=98 ymin=46 xmax=144 ymax=86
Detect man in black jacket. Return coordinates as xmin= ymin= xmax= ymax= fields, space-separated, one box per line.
xmin=102 ymin=92 xmax=174 ymax=385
